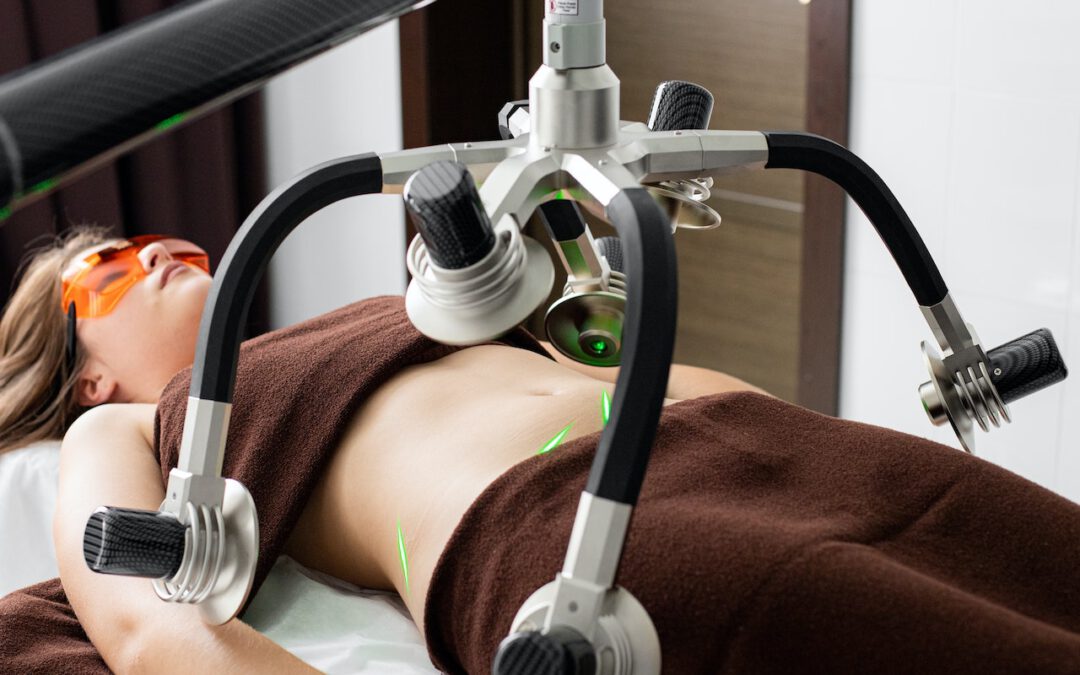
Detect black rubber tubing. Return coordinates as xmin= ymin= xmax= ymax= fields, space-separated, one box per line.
xmin=585 ymin=188 xmax=678 ymax=505
xmin=764 ymin=131 xmax=948 ymax=307
xmin=191 ymin=153 xmax=383 ymax=403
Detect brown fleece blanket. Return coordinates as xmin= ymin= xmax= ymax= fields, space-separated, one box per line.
xmin=424 ymin=392 xmax=1080 ymax=674
xmin=4 ymin=294 xmax=1080 ymax=673
xmin=0 ymin=295 xmax=551 ymax=673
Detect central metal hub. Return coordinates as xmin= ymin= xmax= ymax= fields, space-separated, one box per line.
xmin=530 ymin=64 xmax=620 ymax=150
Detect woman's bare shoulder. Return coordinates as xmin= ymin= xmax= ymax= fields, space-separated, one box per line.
xmin=65 ymin=403 xmax=157 ymax=451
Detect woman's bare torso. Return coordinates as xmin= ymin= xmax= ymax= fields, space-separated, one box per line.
xmin=283 ymin=344 xmax=680 ymax=630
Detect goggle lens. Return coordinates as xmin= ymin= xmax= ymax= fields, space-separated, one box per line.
xmin=61 ymin=235 xmax=210 ymax=319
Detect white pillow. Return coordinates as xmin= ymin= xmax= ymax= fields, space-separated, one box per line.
xmin=0 ymin=440 xmax=62 ymax=597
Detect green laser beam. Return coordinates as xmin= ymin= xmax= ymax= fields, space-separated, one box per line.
xmin=601 ymin=389 xmax=611 ymax=427
xmin=30 ymin=178 xmax=57 ymax=194
xmin=537 ymin=422 xmax=573 ymax=455
xmin=397 ymin=519 xmax=410 ymax=596
xmin=155 ymin=112 xmax=187 ymax=131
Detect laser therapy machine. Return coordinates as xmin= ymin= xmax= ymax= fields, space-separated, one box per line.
xmin=0 ymin=1 xmax=1067 ymax=673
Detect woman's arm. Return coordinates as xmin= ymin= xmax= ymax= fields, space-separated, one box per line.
xmin=54 ymin=403 xmax=318 ymax=675
xmin=537 ymin=340 xmax=768 ymax=400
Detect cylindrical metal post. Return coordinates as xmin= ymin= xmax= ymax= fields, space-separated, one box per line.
xmin=543 ymin=0 xmax=605 ymax=69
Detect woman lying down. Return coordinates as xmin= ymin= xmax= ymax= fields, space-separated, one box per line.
xmin=2 ymin=228 xmax=1080 ymax=675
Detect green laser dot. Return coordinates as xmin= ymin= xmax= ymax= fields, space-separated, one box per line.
xmin=155 ymin=112 xmax=187 ymax=131
xmin=590 ymin=340 xmax=607 ymax=354
xmin=601 ymin=389 xmax=611 ymax=427
xmin=537 ymin=422 xmax=573 ymax=455
xmin=396 ymin=519 xmax=410 ymax=596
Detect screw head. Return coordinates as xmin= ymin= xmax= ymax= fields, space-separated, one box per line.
xmin=550 ymin=41 xmax=561 ymax=53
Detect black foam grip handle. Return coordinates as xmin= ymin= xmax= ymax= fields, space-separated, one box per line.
xmin=988 ymin=328 xmax=1068 ymax=404
xmin=0 ymin=0 xmax=419 ymax=209
xmin=404 ymin=160 xmax=495 ymax=269
xmin=596 ymin=236 xmax=623 ymax=274
xmin=492 ymin=628 xmax=597 ymax=675
xmin=83 ymin=507 xmax=186 ymax=579
xmin=647 ymin=80 xmax=714 ymax=131
xmin=764 ymin=131 xmax=948 ymax=307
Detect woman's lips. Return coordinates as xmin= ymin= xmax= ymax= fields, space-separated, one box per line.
xmin=160 ymin=262 xmax=187 ymax=288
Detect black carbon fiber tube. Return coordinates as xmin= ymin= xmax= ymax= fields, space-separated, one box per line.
xmin=764 ymin=131 xmax=949 ymax=307
xmin=84 ymin=507 xmax=186 ymax=579
xmin=0 ymin=0 xmax=423 ymax=212
xmin=595 ymin=236 xmax=623 ymax=274
xmin=403 ymin=160 xmax=495 ymax=270
xmin=988 ymin=328 xmax=1068 ymax=404
xmin=646 ymin=80 xmax=714 ymax=132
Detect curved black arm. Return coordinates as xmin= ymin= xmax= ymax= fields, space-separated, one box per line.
xmin=764 ymin=131 xmax=948 ymax=307
xmin=586 ymin=188 xmax=678 ymax=505
xmin=191 ymin=153 xmax=383 ymax=403
xmin=0 ymin=0 xmax=421 ymax=211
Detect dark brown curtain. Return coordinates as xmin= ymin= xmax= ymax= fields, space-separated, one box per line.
xmin=0 ymin=0 xmax=270 ymax=336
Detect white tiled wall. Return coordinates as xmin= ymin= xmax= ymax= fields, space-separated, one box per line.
xmin=840 ymin=1 xmax=1080 ymax=500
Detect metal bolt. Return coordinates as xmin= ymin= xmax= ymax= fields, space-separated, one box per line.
xmin=464 ymin=142 xmax=472 ymax=149
xmin=598 ymin=159 xmax=607 ymax=166
xmin=994 ymin=368 xmax=1002 ymax=377
xmin=550 ymin=41 xmax=561 ymax=53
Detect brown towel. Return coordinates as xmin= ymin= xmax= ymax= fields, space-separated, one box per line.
xmin=0 ymin=295 xmax=551 ymax=672
xmin=424 ymin=391 xmax=1080 ymax=674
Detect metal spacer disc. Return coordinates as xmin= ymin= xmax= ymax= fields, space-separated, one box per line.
xmin=199 ymin=478 xmax=259 ymax=625
xmin=921 ymin=341 xmax=975 ymax=453
xmin=645 ymin=184 xmax=721 ymax=232
xmin=406 ymin=235 xmax=555 ymax=345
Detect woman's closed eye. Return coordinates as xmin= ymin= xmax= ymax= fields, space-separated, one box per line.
xmin=94 ymin=270 xmax=127 ymax=291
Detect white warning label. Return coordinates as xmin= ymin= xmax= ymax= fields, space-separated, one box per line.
xmin=550 ymin=0 xmax=579 ymax=16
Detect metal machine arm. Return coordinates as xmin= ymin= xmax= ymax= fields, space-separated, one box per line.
xmin=0 ymin=0 xmax=1051 ymax=670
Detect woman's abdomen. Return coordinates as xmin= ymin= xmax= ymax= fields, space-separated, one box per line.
xmin=286 ymin=344 xmax=674 ymax=628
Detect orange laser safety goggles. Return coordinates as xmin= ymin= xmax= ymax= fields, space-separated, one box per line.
xmin=60 ymin=234 xmax=210 ymax=320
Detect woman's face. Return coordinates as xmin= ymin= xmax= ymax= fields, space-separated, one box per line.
xmin=72 ymin=239 xmax=212 ymax=405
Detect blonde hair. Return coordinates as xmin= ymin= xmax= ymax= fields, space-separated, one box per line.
xmin=0 ymin=226 xmax=115 ymax=455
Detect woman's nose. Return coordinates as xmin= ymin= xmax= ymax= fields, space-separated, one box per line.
xmin=137 ymin=242 xmax=174 ymax=273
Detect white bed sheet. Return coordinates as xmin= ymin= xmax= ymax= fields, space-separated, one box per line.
xmin=246 ymin=556 xmax=440 ymax=673
xmin=0 ymin=440 xmax=440 ymax=673
xmin=0 ymin=440 xmax=62 ymax=597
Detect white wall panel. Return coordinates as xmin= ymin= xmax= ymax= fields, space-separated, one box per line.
xmin=845 ymin=77 xmax=953 ymax=278
xmin=944 ymin=91 xmax=1079 ymax=308
xmin=262 ymin=21 xmax=405 ymax=329
xmin=843 ymin=1 xmax=1080 ymax=501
